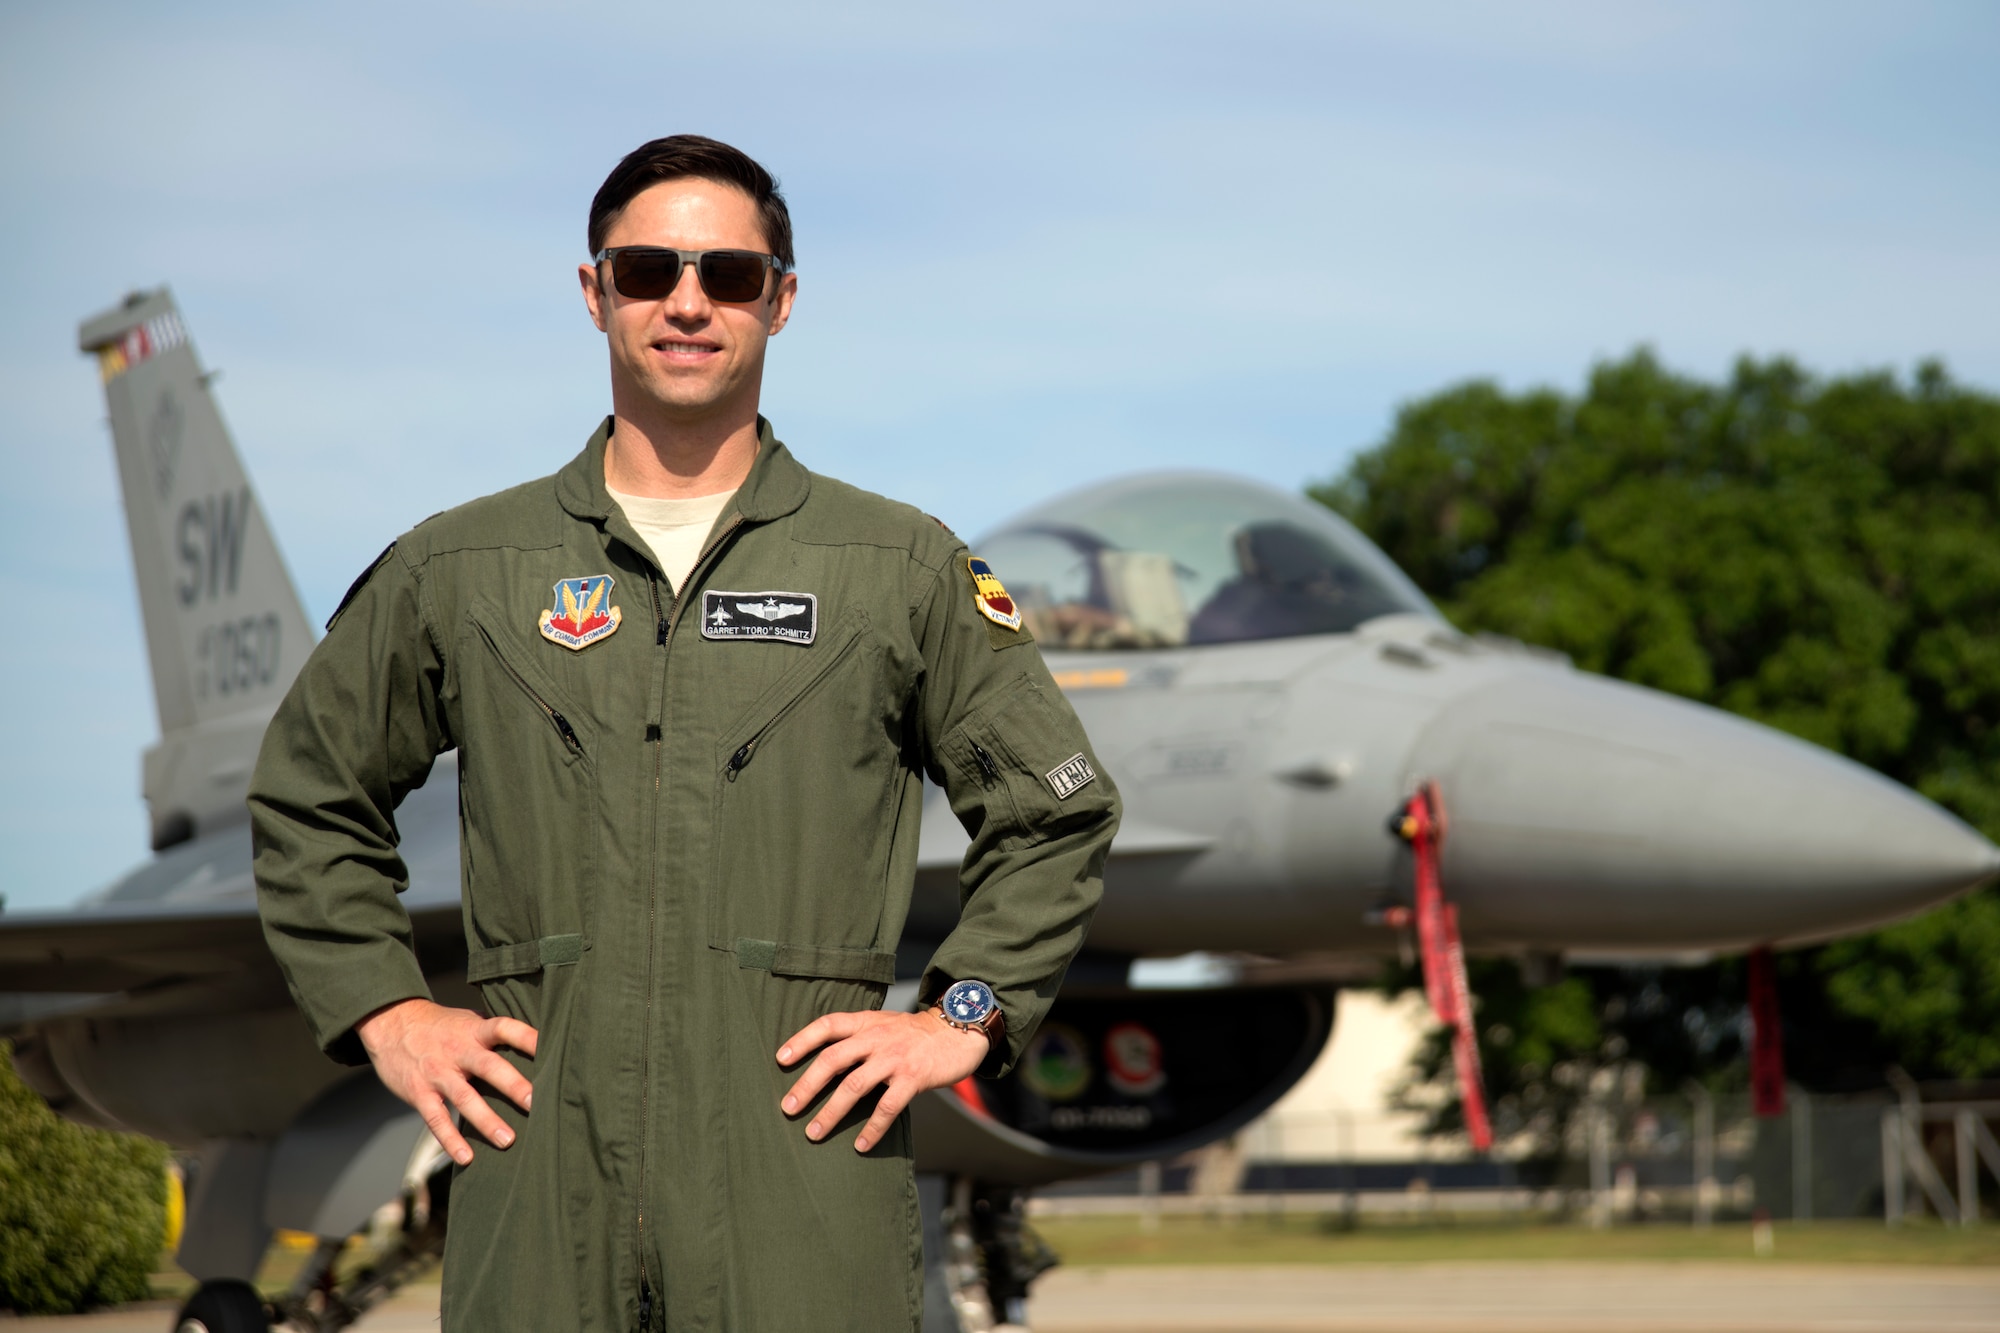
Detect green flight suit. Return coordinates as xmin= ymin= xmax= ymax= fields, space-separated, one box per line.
xmin=249 ymin=418 xmax=1119 ymax=1332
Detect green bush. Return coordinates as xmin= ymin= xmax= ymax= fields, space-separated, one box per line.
xmin=0 ymin=1040 xmax=168 ymax=1313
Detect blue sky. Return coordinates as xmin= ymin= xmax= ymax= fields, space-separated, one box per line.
xmin=3 ymin=1 xmax=1997 ymax=910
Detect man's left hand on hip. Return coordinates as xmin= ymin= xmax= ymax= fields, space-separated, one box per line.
xmin=777 ymin=1008 xmax=991 ymax=1152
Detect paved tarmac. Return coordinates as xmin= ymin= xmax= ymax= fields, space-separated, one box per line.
xmin=6 ymin=1263 xmax=1997 ymax=1332
xmin=1030 ymin=1263 xmax=2000 ymax=1332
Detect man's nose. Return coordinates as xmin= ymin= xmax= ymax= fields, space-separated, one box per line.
xmin=664 ymin=260 xmax=710 ymax=320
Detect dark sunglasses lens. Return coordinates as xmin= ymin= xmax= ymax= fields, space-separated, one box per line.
xmin=611 ymin=249 xmax=682 ymax=299
xmin=699 ymin=252 xmax=769 ymax=302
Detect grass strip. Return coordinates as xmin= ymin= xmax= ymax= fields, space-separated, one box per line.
xmin=1035 ymin=1215 xmax=2000 ymax=1268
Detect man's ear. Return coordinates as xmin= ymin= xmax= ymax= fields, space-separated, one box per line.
xmin=765 ymin=270 xmax=798 ymax=337
xmin=578 ymin=262 xmax=610 ymax=333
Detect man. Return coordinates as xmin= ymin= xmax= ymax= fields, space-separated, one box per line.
xmin=250 ymin=135 xmax=1119 ymax=1331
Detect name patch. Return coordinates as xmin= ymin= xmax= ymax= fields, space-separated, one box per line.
xmin=701 ymin=590 xmax=817 ymax=644
xmin=1046 ymin=753 xmax=1097 ymax=800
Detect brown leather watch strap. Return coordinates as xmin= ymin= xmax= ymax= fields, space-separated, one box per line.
xmin=932 ymin=1001 xmax=1005 ymax=1046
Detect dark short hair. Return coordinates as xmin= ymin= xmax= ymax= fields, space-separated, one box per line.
xmin=587 ymin=135 xmax=794 ymax=272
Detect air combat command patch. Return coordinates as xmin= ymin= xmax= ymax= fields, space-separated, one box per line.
xmin=967 ymin=556 xmax=1022 ymax=632
xmin=539 ymin=575 xmax=622 ymax=650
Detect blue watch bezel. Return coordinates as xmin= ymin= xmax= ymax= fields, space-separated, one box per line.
xmin=940 ymin=978 xmax=998 ymax=1028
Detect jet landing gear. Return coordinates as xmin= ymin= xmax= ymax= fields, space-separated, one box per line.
xmin=921 ymin=1175 xmax=1058 ymax=1332
xmin=276 ymin=1152 xmax=452 ymax=1333
xmin=175 ymin=1279 xmax=267 ymax=1333
xmin=177 ymin=1151 xmax=454 ymax=1332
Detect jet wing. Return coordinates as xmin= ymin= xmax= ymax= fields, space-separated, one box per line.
xmin=0 ymin=899 xmax=465 ymax=995
xmin=907 ymin=794 xmax=1211 ymax=939
xmin=914 ymin=793 xmax=1212 ymax=871
xmin=0 ymin=901 xmax=273 ymax=993
xmin=2 ymin=762 xmax=466 ymax=1001
xmin=5 ymin=767 xmax=1184 ymax=999
xmin=2 ymin=807 xmax=1193 ymax=996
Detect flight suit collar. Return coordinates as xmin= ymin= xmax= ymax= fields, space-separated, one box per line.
xmin=554 ymin=415 xmax=812 ymax=532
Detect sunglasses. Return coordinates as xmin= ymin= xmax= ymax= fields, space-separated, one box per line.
xmin=594 ymin=247 xmax=782 ymax=304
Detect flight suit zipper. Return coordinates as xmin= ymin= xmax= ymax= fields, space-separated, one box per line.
xmin=723 ymin=626 xmax=868 ymax=781
xmin=635 ymin=572 xmax=664 ymax=1320
xmin=470 ymin=621 xmax=583 ymax=755
xmin=633 ymin=515 xmax=744 ymax=1321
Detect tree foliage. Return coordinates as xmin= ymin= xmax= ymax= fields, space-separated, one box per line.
xmin=1320 ymin=350 xmax=2000 ymax=1103
xmin=0 ymin=1042 xmax=166 ymax=1314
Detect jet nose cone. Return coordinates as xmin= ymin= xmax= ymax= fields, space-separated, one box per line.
xmin=1412 ymin=671 xmax=2000 ymax=951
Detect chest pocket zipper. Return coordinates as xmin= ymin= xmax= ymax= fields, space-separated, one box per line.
xmin=471 ymin=619 xmax=584 ymax=756
xmin=722 ymin=617 xmax=868 ymax=781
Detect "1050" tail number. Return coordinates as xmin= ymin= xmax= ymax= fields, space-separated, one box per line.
xmin=194 ymin=614 xmax=281 ymax=699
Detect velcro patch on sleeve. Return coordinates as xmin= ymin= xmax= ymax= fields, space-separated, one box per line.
xmin=1046 ymin=753 xmax=1097 ymax=800
xmin=967 ymin=555 xmax=1023 ymax=632
xmin=325 ymin=543 xmax=396 ymax=631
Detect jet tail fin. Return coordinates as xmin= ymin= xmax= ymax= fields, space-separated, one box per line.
xmin=79 ymin=289 xmax=317 ymax=849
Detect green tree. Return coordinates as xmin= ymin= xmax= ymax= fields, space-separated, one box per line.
xmin=1321 ymin=351 xmax=2000 ymax=1105
xmin=0 ymin=1042 xmax=167 ymax=1314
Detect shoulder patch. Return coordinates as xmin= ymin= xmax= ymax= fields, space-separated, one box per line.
xmin=326 ymin=543 xmax=396 ymax=631
xmin=967 ymin=555 xmax=1023 ymax=632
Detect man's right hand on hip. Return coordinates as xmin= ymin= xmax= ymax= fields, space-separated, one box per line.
xmin=356 ymin=998 xmax=538 ymax=1166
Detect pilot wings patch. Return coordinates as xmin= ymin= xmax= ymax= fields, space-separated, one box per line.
xmin=701 ymin=590 xmax=817 ymax=644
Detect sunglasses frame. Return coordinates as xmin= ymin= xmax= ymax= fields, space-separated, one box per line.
xmin=593 ymin=246 xmax=785 ymax=303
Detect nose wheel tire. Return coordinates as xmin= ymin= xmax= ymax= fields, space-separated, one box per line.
xmin=174 ymin=1278 xmax=270 ymax=1333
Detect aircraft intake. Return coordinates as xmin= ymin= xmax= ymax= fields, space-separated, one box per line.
xmin=911 ymin=984 xmax=1333 ymax=1185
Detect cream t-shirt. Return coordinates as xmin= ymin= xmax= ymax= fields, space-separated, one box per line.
xmin=606 ymin=485 xmax=738 ymax=595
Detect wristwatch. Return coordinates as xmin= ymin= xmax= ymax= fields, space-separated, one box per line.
xmin=934 ymin=979 xmax=1006 ymax=1044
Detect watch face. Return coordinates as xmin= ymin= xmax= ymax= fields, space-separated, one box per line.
xmin=942 ymin=979 xmax=997 ymax=1026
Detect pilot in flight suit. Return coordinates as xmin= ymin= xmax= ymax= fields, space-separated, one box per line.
xmin=249 ymin=414 xmax=1120 ymax=1329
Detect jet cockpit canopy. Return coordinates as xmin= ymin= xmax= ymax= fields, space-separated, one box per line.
xmin=976 ymin=472 xmax=1440 ymax=650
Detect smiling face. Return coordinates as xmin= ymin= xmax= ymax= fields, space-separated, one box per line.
xmin=578 ymin=176 xmax=797 ymax=428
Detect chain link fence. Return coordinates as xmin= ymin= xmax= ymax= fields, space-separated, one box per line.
xmin=1030 ymin=1083 xmax=2000 ymax=1227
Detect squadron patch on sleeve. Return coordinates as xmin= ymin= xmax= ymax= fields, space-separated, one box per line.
xmin=967 ymin=556 xmax=1023 ymax=632
xmin=539 ymin=575 xmax=623 ymax=650
xmin=325 ymin=542 xmax=396 ymax=632
xmin=701 ymin=590 xmax=818 ymax=644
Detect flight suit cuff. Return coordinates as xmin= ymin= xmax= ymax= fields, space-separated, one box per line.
xmin=916 ymin=967 xmax=1031 ymax=1079
xmin=293 ymin=945 xmax=434 ymax=1067
xmin=323 ymin=989 xmax=432 ymax=1067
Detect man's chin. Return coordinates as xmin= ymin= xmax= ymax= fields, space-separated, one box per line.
xmin=629 ymin=380 xmax=745 ymax=423
xmin=624 ymin=390 xmax=752 ymax=426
